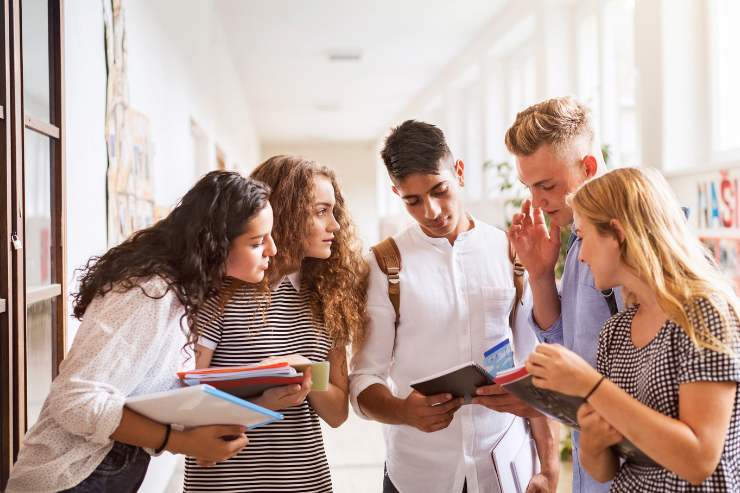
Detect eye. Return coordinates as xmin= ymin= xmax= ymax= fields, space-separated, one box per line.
xmin=251 ymin=242 xmax=264 ymax=249
xmin=317 ymin=208 xmax=328 ymax=217
xmin=432 ymin=187 xmax=448 ymax=196
xmin=403 ymin=198 xmax=419 ymax=206
xmin=541 ymin=184 xmax=554 ymax=191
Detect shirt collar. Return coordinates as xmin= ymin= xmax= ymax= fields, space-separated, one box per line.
xmin=270 ymin=271 xmax=302 ymax=292
xmin=412 ymin=214 xmax=477 ymax=247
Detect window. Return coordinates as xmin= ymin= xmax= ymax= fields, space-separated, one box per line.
xmin=1 ymin=0 xmax=65 ymax=487
xmin=711 ymin=0 xmax=740 ymax=155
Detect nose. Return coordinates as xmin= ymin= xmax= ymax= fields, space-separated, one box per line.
xmin=327 ymin=213 xmax=340 ymax=233
xmin=423 ymin=198 xmax=441 ymax=220
xmin=530 ymin=188 xmax=547 ymax=210
xmin=265 ymin=234 xmax=277 ymax=257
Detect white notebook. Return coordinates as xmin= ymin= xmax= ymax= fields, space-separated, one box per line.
xmin=126 ymin=384 xmax=283 ymax=429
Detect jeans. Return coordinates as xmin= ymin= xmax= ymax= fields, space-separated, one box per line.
xmin=383 ymin=464 xmax=467 ymax=493
xmin=60 ymin=442 xmax=151 ymax=493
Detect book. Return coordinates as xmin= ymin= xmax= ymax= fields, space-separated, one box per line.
xmin=178 ymin=354 xmax=331 ymax=397
xmin=495 ymin=366 xmax=658 ymax=467
xmin=125 ymin=384 xmax=283 ymax=429
xmin=410 ymin=362 xmax=494 ymax=402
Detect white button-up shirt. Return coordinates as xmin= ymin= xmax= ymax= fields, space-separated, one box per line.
xmin=7 ymin=276 xmax=191 ymax=492
xmin=350 ymin=220 xmax=537 ymax=493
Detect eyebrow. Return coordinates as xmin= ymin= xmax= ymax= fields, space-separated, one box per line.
xmin=401 ymin=181 xmax=448 ymax=200
xmin=519 ymin=178 xmax=552 ymax=188
xmin=314 ymin=202 xmax=333 ymax=208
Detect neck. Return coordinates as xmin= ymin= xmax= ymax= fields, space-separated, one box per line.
xmin=445 ymin=212 xmax=472 ymax=245
xmin=621 ymin=271 xmax=661 ymax=312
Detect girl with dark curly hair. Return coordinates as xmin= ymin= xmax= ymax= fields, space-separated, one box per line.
xmin=185 ymin=156 xmax=368 ymax=493
xmin=6 ymin=171 xmax=276 ymax=493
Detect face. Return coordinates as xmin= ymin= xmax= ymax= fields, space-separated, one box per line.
xmin=393 ymin=160 xmax=465 ymax=241
xmin=225 ymin=203 xmax=277 ymax=283
xmin=516 ymin=144 xmax=593 ymax=227
xmin=303 ymin=175 xmax=340 ymax=259
xmin=574 ymin=211 xmax=622 ymax=290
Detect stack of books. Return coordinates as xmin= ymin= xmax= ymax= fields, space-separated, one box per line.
xmin=177 ymin=355 xmax=330 ymax=399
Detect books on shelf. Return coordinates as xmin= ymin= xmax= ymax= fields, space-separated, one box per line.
xmin=177 ymin=354 xmax=331 ymax=399
xmin=495 ymin=366 xmax=658 ymax=467
xmin=125 ymin=384 xmax=283 ymax=429
xmin=410 ymin=362 xmax=494 ymax=402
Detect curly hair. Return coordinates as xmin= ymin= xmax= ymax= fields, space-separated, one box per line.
xmin=250 ymin=155 xmax=368 ymax=347
xmin=72 ymin=171 xmax=271 ymax=349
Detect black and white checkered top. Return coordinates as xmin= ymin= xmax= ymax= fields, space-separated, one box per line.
xmin=597 ymin=298 xmax=740 ymax=492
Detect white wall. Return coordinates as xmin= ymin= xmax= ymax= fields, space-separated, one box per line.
xmin=260 ymin=141 xmax=380 ymax=248
xmin=63 ymin=1 xmax=261 ymax=490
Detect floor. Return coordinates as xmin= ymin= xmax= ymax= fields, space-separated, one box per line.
xmin=162 ymin=414 xmax=574 ymax=492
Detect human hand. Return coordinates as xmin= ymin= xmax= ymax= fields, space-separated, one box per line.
xmin=525 ymin=472 xmax=553 ymax=493
xmin=253 ymin=367 xmax=313 ymax=411
xmin=507 ymin=200 xmax=561 ymax=280
xmin=577 ymin=403 xmax=623 ymax=454
xmin=169 ymin=425 xmax=248 ymax=464
xmin=525 ymin=344 xmax=602 ymax=397
xmin=400 ymin=390 xmax=464 ymax=433
xmin=472 ymin=384 xmax=543 ymax=418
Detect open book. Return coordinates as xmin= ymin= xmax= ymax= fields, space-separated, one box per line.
xmin=495 ymin=366 xmax=658 ymax=467
xmin=126 ymin=384 xmax=283 ymax=429
xmin=178 ymin=354 xmax=331 ymax=398
xmin=410 ymin=362 xmax=494 ymax=402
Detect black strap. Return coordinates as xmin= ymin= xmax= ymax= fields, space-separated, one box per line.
xmin=602 ymin=289 xmax=618 ymax=316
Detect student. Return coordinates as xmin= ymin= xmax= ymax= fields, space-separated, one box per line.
xmin=486 ymin=97 xmax=620 ymax=493
xmin=349 ymin=120 xmax=559 ymax=493
xmin=6 ymin=171 xmax=275 ymax=492
xmin=184 ymin=155 xmax=368 ymax=493
xmin=527 ymin=167 xmax=740 ymax=491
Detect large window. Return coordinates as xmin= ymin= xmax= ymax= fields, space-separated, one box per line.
xmin=711 ymin=0 xmax=740 ymax=156
xmin=1 ymin=0 xmax=65 ymax=488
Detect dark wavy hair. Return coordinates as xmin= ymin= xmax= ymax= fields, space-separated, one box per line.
xmin=250 ymin=155 xmax=368 ymax=347
xmin=72 ymin=171 xmax=271 ymax=348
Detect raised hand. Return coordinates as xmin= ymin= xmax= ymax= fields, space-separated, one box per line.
xmin=400 ymin=390 xmax=464 ymax=433
xmin=507 ymin=199 xmax=562 ymax=279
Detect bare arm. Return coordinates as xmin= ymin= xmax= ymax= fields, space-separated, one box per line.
xmin=195 ymin=344 xmax=214 ymax=369
xmin=576 ymin=404 xmax=621 ymax=483
xmin=308 ymin=346 xmax=349 ymax=428
xmin=529 ymin=417 xmax=560 ymax=490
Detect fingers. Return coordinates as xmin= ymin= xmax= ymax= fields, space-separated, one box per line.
xmin=475 ymin=384 xmax=506 ymax=396
xmin=549 ymin=220 xmax=561 ymax=245
xmin=426 ymin=397 xmax=463 ymax=416
xmin=224 ymin=435 xmax=249 ymax=455
xmin=424 ymin=392 xmax=454 ymax=407
xmin=533 ymin=206 xmax=546 ymax=226
xmin=301 ymin=367 xmax=313 ymax=391
xmin=196 ymin=459 xmax=216 ymax=467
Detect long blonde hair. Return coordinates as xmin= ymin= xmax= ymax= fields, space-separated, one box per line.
xmin=569 ymin=167 xmax=740 ymax=353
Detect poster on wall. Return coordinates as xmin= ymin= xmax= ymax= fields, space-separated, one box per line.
xmin=693 ymin=169 xmax=740 ymax=291
xmin=103 ymin=0 xmax=155 ymax=247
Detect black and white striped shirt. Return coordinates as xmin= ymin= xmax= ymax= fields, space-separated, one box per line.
xmin=184 ymin=275 xmax=334 ymax=493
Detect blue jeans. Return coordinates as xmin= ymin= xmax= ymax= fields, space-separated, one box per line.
xmin=383 ymin=464 xmax=467 ymax=493
xmin=60 ymin=442 xmax=151 ymax=493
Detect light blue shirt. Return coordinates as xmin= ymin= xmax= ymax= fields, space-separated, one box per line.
xmin=528 ymin=233 xmax=623 ymax=493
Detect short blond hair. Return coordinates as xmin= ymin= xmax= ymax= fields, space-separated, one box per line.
xmin=505 ymin=96 xmax=594 ymax=157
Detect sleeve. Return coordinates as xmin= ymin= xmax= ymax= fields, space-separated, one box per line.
xmin=45 ymin=279 xmax=183 ymax=444
xmin=195 ymin=293 xmax=224 ymax=350
xmin=349 ymin=251 xmax=397 ymax=419
xmin=511 ymin=274 xmax=539 ymax=365
xmin=678 ymin=298 xmax=740 ymax=384
xmin=528 ymin=308 xmax=564 ymax=344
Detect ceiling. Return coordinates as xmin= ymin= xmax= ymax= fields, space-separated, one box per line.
xmin=216 ymin=0 xmax=507 ymax=143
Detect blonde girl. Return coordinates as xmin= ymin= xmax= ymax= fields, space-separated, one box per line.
xmin=525 ymin=167 xmax=740 ymax=492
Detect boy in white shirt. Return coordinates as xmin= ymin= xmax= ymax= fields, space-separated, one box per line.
xmin=349 ymin=120 xmax=559 ymax=493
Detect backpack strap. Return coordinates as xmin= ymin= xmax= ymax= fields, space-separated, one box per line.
xmin=370 ymin=237 xmax=402 ymax=329
xmin=508 ymin=241 xmax=525 ymax=329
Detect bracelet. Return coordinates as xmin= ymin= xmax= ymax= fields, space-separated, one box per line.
xmin=584 ymin=375 xmax=605 ymax=401
xmin=154 ymin=423 xmax=172 ymax=454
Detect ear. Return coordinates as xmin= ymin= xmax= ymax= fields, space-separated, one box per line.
xmin=454 ymin=160 xmax=465 ymax=186
xmin=609 ymin=218 xmax=626 ymax=243
xmin=581 ymin=154 xmax=598 ymax=179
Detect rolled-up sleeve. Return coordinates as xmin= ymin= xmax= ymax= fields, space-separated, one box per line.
xmin=46 ymin=281 xmax=179 ymax=444
xmin=349 ymin=252 xmax=397 ymax=419
xmin=528 ymin=308 xmax=564 ymax=344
